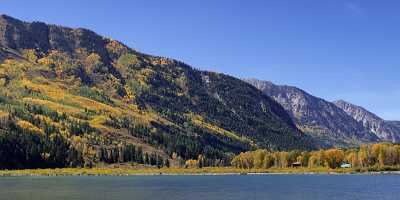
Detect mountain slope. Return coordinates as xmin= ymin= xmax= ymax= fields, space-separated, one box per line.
xmin=243 ymin=78 xmax=379 ymax=147
xmin=334 ymin=100 xmax=400 ymax=143
xmin=0 ymin=15 xmax=316 ymax=169
xmin=386 ymin=121 xmax=400 ymax=131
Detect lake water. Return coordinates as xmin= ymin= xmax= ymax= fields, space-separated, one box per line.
xmin=0 ymin=174 xmax=399 ymax=200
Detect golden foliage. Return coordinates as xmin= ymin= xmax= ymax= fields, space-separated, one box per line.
xmin=37 ymin=55 xmax=55 ymax=67
xmin=123 ymin=85 xmax=135 ymax=102
xmin=17 ymin=120 xmax=43 ymax=135
xmin=0 ymin=110 xmax=9 ymax=123
xmin=0 ymin=59 xmax=28 ymax=80
xmin=34 ymin=114 xmax=63 ymax=129
xmin=231 ymin=151 xmax=255 ymax=169
xmin=21 ymin=49 xmax=38 ymax=63
xmin=191 ymin=114 xmax=254 ymax=145
xmin=89 ymin=115 xmax=109 ymax=129
xmin=152 ymin=57 xmax=174 ymax=66
xmin=106 ymin=40 xmax=129 ymax=56
xmin=233 ymin=143 xmax=400 ymax=170
xmin=23 ymin=98 xmax=81 ymax=114
xmin=0 ymin=110 xmax=8 ymax=117
xmin=185 ymin=159 xmax=199 ymax=168
xmin=21 ymin=79 xmax=122 ymax=115
xmin=84 ymin=53 xmax=103 ymax=74
xmin=135 ymin=68 xmax=153 ymax=86
xmin=323 ymin=149 xmax=345 ymax=168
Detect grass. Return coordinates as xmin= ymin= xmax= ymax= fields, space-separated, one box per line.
xmin=0 ymin=167 xmax=399 ymax=176
xmin=23 ymin=97 xmax=81 ymax=114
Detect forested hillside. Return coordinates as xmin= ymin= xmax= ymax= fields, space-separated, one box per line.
xmin=0 ymin=15 xmax=316 ymax=169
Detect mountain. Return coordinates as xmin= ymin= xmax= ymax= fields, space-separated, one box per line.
xmin=334 ymin=100 xmax=400 ymax=143
xmin=386 ymin=121 xmax=400 ymax=130
xmin=0 ymin=15 xmax=316 ymax=169
xmin=243 ymin=78 xmax=380 ymax=147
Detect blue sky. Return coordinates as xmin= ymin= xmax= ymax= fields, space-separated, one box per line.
xmin=1 ymin=0 xmax=400 ymax=120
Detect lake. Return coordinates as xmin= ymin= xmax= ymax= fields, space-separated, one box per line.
xmin=0 ymin=174 xmax=399 ymax=200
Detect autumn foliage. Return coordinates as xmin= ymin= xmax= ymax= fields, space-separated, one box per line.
xmin=232 ymin=143 xmax=400 ymax=169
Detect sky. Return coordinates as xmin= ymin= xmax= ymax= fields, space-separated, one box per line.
xmin=1 ymin=0 xmax=400 ymax=120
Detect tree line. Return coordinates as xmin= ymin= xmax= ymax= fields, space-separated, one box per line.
xmin=231 ymin=143 xmax=400 ymax=169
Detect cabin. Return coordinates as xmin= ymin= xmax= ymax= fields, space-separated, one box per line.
xmin=340 ymin=163 xmax=351 ymax=168
xmin=291 ymin=162 xmax=302 ymax=168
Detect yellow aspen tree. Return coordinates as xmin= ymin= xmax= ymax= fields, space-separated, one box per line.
xmin=358 ymin=145 xmax=369 ymax=168
xmin=254 ymin=150 xmax=267 ymax=169
xmin=378 ymin=149 xmax=385 ymax=168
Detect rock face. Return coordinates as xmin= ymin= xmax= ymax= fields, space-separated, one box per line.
xmin=0 ymin=14 xmax=118 ymax=74
xmin=243 ymin=78 xmax=380 ymax=147
xmin=334 ymin=100 xmax=400 ymax=143
xmin=0 ymin=15 xmax=107 ymax=55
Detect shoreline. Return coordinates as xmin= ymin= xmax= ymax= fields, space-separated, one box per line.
xmin=1 ymin=167 xmax=400 ymax=177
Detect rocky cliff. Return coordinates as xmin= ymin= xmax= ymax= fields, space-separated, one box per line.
xmin=334 ymin=100 xmax=400 ymax=143
xmin=244 ymin=78 xmax=380 ymax=147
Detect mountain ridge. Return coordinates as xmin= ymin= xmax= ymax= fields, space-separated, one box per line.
xmin=243 ymin=78 xmax=383 ymax=147
xmin=334 ymin=100 xmax=400 ymax=143
xmin=0 ymin=15 xmax=316 ymax=169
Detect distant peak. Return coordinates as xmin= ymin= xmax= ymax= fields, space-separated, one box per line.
xmin=333 ymin=100 xmax=359 ymax=109
xmin=334 ymin=99 xmax=383 ymax=120
xmin=242 ymin=78 xmax=275 ymax=86
xmin=333 ymin=99 xmax=349 ymax=104
xmin=0 ymin=14 xmax=20 ymax=22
